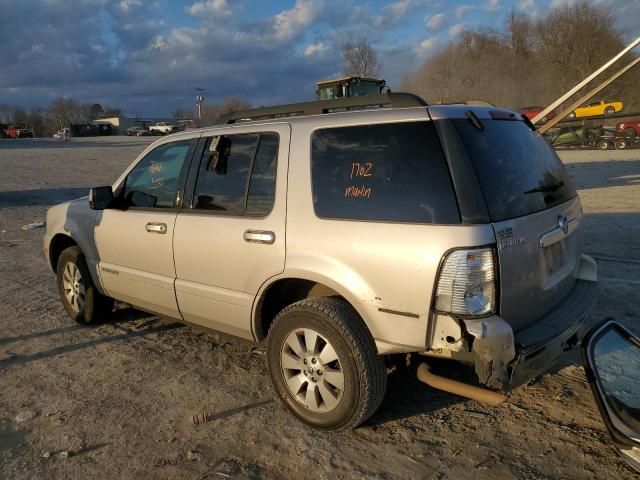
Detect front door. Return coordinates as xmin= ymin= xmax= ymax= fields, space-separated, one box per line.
xmin=173 ymin=125 xmax=290 ymax=339
xmin=95 ymin=138 xmax=197 ymax=318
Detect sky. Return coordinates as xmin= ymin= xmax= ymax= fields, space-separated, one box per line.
xmin=0 ymin=0 xmax=638 ymax=117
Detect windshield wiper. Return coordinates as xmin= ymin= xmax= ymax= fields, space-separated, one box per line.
xmin=524 ymin=180 xmax=564 ymax=194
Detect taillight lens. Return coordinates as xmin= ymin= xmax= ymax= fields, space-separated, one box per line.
xmin=434 ymin=248 xmax=496 ymax=316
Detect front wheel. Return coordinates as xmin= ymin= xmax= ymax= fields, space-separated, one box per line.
xmin=56 ymin=246 xmax=114 ymax=324
xmin=604 ymin=106 xmax=615 ymax=116
xmin=567 ymin=111 xmax=576 ymax=120
xmin=266 ymin=297 xmax=387 ymax=430
xmin=597 ymin=140 xmax=609 ymax=150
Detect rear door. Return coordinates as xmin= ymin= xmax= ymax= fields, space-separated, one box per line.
xmin=445 ymin=111 xmax=581 ymax=332
xmin=172 ymin=124 xmax=289 ymax=340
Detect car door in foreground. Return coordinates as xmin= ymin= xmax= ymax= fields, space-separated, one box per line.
xmin=94 ymin=139 xmax=196 ymax=318
xmin=583 ymin=320 xmax=640 ymax=474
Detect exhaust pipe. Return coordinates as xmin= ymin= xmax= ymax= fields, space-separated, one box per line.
xmin=416 ymin=363 xmax=507 ymax=406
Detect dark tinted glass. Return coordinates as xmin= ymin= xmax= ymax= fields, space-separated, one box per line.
xmin=311 ymin=122 xmax=460 ymax=224
xmin=452 ymin=119 xmax=575 ymax=222
xmin=123 ymin=140 xmax=193 ymax=208
xmin=194 ymin=133 xmax=260 ymax=213
xmin=246 ymin=133 xmax=279 ymax=216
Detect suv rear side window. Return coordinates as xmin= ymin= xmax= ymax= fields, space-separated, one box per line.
xmin=311 ymin=122 xmax=460 ymax=224
xmin=452 ymin=119 xmax=576 ymax=222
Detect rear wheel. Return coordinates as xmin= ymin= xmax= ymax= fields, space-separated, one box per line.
xmin=615 ymin=139 xmax=627 ymax=150
xmin=266 ymin=297 xmax=387 ymax=430
xmin=597 ymin=140 xmax=609 ymax=150
xmin=567 ymin=111 xmax=576 ymax=120
xmin=604 ymin=106 xmax=615 ymax=116
xmin=56 ymin=246 xmax=114 ymax=324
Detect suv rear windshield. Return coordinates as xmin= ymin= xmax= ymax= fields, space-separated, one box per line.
xmin=452 ymin=118 xmax=576 ymax=222
xmin=311 ymin=121 xmax=460 ymax=224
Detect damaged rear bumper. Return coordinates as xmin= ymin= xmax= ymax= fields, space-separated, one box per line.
xmin=462 ymin=256 xmax=598 ymax=391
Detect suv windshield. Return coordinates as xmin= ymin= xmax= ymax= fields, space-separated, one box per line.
xmin=452 ymin=118 xmax=576 ymax=222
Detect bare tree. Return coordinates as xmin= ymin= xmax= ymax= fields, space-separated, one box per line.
xmin=402 ymin=1 xmax=638 ymax=112
xmin=342 ymin=41 xmax=381 ymax=78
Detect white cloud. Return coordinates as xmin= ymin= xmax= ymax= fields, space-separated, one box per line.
xmin=273 ymin=0 xmax=324 ymax=41
xmin=119 ymin=0 xmax=141 ymax=12
xmin=425 ymin=12 xmax=446 ymax=31
xmin=455 ymin=4 xmax=475 ymax=18
xmin=149 ymin=35 xmax=169 ymax=51
xmin=484 ymin=0 xmax=501 ymax=12
xmin=416 ymin=37 xmax=438 ymax=56
xmin=186 ymin=0 xmax=232 ymax=17
xmin=519 ymin=0 xmax=535 ymax=10
xmin=375 ymin=0 xmax=417 ymax=27
xmin=304 ymin=42 xmax=328 ymax=57
xmin=449 ymin=23 xmax=466 ymax=36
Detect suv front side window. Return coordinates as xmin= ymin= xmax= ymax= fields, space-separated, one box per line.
xmin=122 ymin=140 xmax=194 ymax=209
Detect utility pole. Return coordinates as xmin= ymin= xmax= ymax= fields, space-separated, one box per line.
xmin=195 ymin=88 xmax=205 ymax=120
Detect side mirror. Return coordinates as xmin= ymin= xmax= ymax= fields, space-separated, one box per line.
xmin=88 ymin=186 xmax=114 ymax=210
xmin=582 ymin=320 xmax=640 ymax=474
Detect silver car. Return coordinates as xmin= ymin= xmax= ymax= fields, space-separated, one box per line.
xmin=43 ymin=93 xmax=597 ymax=430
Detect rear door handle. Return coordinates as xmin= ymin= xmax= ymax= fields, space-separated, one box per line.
xmin=243 ymin=229 xmax=275 ymax=244
xmin=145 ymin=222 xmax=167 ymax=234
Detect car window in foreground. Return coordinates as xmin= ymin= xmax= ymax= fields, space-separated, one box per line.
xmin=452 ymin=119 xmax=576 ymax=222
xmin=193 ymin=132 xmax=279 ymax=215
xmin=123 ymin=140 xmax=194 ymax=208
xmin=311 ymin=121 xmax=460 ymax=224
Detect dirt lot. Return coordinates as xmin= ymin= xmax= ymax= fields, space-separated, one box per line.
xmin=0 ymin=137 xmax=638 ymax=479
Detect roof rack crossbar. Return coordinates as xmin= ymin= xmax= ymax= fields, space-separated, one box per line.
xmin=220 ymin=92 xmax=428 ymax=124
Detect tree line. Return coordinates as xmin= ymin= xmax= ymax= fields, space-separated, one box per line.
xmin=403 ymin=2 xmax=640 ymax=112
xmin=0 ymin=98 xmax=121 ymax=137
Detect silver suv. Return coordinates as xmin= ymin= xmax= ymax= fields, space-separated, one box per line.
xmin=43 ymin=93 xmax=597 ymax=430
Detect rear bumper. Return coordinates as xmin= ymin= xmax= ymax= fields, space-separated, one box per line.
xmin=508 ymin=277 xmax=596 ymax=389
xmin=462 ymin=255 xmax=597 ymax=391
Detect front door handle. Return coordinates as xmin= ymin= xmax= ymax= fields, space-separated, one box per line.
xmin=145 ymin=222 xmax=167 ymax=234
xmin=243 ymin=229 xmax=275 ymax=244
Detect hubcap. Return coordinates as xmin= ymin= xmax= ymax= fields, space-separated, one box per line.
xmin=280 ymin=328 xmax=344 ymax=413
xmin=62 ymin=262 xmax=85 ymax=313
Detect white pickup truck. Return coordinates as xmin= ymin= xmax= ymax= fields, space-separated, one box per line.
xmin=148 ymin=122 xmax=178 ymax=135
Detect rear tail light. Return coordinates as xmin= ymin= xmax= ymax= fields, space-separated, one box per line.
xmin=434 ymin=248 xmax=496 ymax=316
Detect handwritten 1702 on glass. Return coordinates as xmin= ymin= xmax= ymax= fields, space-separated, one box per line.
xmin=346 ymin=162 xmax=373 ymax=198
xmin=149 ymin=161 xmax=165 ymax=186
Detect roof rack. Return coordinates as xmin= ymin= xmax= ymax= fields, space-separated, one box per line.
xmin=220 ymin=92 xmax=428 ymax=124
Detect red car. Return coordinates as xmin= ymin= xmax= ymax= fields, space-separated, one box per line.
xmin=4 ymin=124 xmax=34 ymax=138
xmin=518 ymin=106 xmax=557 ymax=124
xmin=616 ymin=119 xmax=640 ymax=139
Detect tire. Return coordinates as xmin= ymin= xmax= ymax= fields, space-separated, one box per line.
xmin=567 ymin=111 xmax=576 ymax=120
xmin=615 ymin=139 xmax=627 ymax=150
xmin=604 ymin=106 xmax=615 ymax=116
xmin=624 ymin=128 xmax=636 ymax=139
xmin=56 ymin=246 xmax=114 ymax=324
xmin=597 ymin=140 xmax=609 ymax=150
xmin=266 ymin=297 xmax=387 ymax=430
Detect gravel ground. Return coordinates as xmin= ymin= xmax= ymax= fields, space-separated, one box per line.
xmin=0 ymin=137 xmax=638 ymax=479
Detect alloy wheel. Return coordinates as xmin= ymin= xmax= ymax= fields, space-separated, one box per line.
xmin=280 ymin=328 xmax=344 ymax=413
xmin=62 ymin=262 xmax=85 ymax=313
